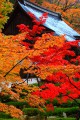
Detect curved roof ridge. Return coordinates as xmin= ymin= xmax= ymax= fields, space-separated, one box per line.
xmin=17 ymin=0 xmax=62 ymax=20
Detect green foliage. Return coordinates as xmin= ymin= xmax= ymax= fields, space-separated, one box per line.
xmin=52 ymin=99 xmax=80 ymax=107
xmin=0 ymin=112 xmax=11 ymax=119
xmin=9 ymin=0 xmax=15 ymax=4
xmin=23 ymin=108 xmax=40 ymax=116
xmin=36 ymin=0 xmax=43 ymax=5
xmin=23 ymin=106 xmax=78 ymax=118
xmin=60 ymin=100 xmax=80 ymax=107
xmin=6 ymin=101 xmax=30 ymax=109
xmin=46 ymin=107 xmax=78 ymax=117
xmin=56 ymin=118 xmax=75 ymax=120
xmin=0 ymin=94 xmax=11 ymax=103
xmin=52 ymin=99 xmax=59 ymax=106
xmin=0 ymin=117 xmax=75 ymax=120
xmin=0 ymin=0 xmax=13 ymax=31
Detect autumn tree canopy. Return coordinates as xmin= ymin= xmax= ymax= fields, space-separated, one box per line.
xmin=0 ymin=4 xmax=80 ymax=118
xmin=15 ymin=12 xmax=80 ymax=105
xmin=14 ymin=13 xmax=80 ymax=111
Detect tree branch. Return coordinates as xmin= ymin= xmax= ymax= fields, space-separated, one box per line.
xmin=4 ymin=56 xmax=28 ymax=77
xmin=64 ymin=94 xmax=80 ymax=106
xmin=67 ymin=75 xmax=80 ymax=91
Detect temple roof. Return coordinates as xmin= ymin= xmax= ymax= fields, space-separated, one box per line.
xmin=3 ymin=0 xmax=80 ymax=41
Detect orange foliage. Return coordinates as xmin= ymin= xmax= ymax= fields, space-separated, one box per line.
xmin=41 ymin=0 xmax=80 ymax=32
xmin=26 ymin=94 xmax=45 ymax=108
xmin=65 ymin=8 xmax=80 ymax=32
xmin=0 ymin=30 xmax=79 ymax=89
xmin=0 ymin=103 xmax=23 ymax=118
xmin=42 ymin=1 xmax=61 ymax=12
xmin=0 ymin=32 xmax=28 ymax=82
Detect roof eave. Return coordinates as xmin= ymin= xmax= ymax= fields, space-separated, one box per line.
xmin=17 ymin=0 xmax=62 ymax=20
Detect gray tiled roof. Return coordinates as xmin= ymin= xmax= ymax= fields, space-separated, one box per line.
xmin=18 ymin=0 xmax=80 ymax=41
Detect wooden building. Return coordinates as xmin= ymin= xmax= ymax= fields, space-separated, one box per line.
xmin=3 ymin=0 xmax=80 ymax=41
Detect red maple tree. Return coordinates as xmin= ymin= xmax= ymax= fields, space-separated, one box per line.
xmin=17 ymin=12 xmax=80 ymax=109
xmin=1 ymin=12 xmax=80 ymax=116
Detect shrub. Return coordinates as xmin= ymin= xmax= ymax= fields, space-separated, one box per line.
xmin=23 ymin=107 xmax=78 ymax=117
xmin=0 ymin=112 xmax=11 ymax=119
xmin=45 ymin=107 xmax=78 ymax=117
xmin=52 ymin=99 xmax=80 ymax=107
xmin=60 ymin=100 xmax=80 ymax=107
xmin=22 ymin=108 xmax=40 ymax=116
xmin=56 ymin=118 xmax=75 ymax=120
xmin=6 ymin=101 xmax=30 ymax=109
xmin=0 ymin=94 xmax=11 ymax=102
